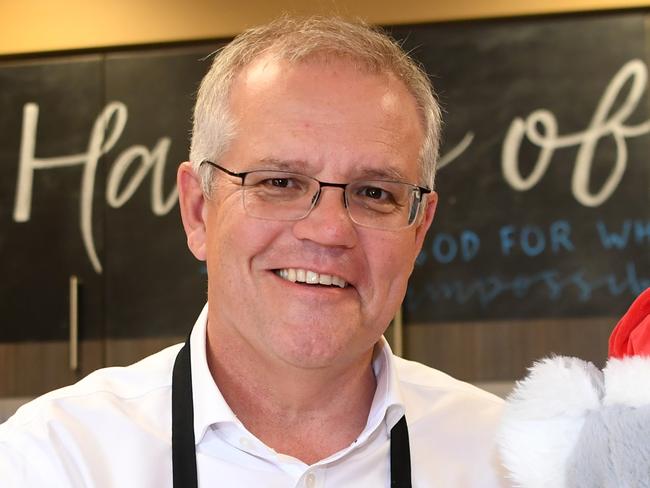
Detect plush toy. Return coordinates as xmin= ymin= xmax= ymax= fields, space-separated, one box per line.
xmin=498 ymin=288 xmax=650 ymax=488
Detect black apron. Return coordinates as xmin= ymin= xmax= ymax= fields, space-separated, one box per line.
xmin=171 ymin=337 xmax=412 ymax=487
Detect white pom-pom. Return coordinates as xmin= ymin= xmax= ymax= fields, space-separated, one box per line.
xmin=497 ymin=356 xmax=603 ymax=488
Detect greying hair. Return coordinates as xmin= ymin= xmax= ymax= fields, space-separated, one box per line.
xmin=189 ymin=16 xmax=442 ymax=195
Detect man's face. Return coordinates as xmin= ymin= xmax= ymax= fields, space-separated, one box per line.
xmin=185 ymin=55 xmax=436 ymax=371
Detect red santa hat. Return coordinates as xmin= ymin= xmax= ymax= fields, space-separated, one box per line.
xmin=609 ymin=287 xmax=650 ymax=358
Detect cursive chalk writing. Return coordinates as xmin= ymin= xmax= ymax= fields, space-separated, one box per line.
xmin=13 ymin=102 xmax=177 ymax=273
xmin=502 ymin=59 xmax=650 ymax=207
xmin=407 ymin=261 xmax=649 ymax=311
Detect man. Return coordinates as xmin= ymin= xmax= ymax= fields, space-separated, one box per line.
xmin=1 ymin=17 xmax=509 ymax=487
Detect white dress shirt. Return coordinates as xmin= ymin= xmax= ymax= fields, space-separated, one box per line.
xmin=0 ymin=305 xmax=509 ymax=487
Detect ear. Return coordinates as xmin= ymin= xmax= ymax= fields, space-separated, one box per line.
xmin=177 ymin=161 xmax=208 ymax=261
xmin=413 ymin=191 xmax=437 ymax=256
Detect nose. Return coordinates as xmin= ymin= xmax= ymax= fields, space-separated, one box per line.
xmin=292 ymin=187 xmax=357 ymax=248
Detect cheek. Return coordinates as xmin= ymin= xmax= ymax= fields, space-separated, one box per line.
xmin=369 ymin=233 xmax=418 ymax=275
xmin=205 ymin=207 xmax=284 ymax=273
xmin=362 ymin=232 xmax=419 ymax=301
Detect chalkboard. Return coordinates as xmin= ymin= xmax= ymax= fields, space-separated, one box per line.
xmin=102 ymin=46 xmax=218 ymax=339
xmin=0 ymin=12 xmax=648 ymax=343
xmin=390 ymin=13 xmax=650 ymax=322
xmin=0 ymin=46 xmax=219 ymax=341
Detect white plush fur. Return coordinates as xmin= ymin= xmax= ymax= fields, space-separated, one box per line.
xmin=565 ymin=404 xmax=650 ymax=487
xmin=497 ymin=356 xmax=603 ymax=488
xmin=499 ymin=355 xmax=650 ymax=487
xmin=604 ymin=356 xmax=650 ymax=407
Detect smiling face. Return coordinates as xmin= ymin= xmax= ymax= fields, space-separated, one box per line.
xmin=181 ymin=55 xmax=436 ymax=372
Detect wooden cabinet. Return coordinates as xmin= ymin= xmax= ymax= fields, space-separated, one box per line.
xmin=0 ymin=56 xmax=106 ymax=397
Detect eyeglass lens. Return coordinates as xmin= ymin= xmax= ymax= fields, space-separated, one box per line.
xmin=241 ymin=170 xmax=422 ymax=229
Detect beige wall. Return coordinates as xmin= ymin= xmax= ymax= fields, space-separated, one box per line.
xmin=1 ymin=0 xmax=649 ymax=55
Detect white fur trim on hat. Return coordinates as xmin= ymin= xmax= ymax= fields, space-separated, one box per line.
xmin=604 ymin=356 xmax=650 ymax=408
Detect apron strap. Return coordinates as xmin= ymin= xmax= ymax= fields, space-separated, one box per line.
xmin=390 ymin=415 xmax=412 ymax=487
xmin=172 ymin=339 xmax=198 ymax=487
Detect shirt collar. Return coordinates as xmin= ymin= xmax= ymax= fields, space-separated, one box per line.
xmin=189 ymin=303 xmax=240 ymax=444
xmin=364 ymin=337 xmax=405 ymax=438
xmin=189 ymin=303 xmax=406 ymax=445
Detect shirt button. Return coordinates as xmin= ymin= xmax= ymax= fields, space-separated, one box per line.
xmin=305 ymin=473 xmax=316 ymax=488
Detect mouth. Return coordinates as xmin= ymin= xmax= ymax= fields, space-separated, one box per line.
xmin=274 ymin=268 xmax=349 ymax=288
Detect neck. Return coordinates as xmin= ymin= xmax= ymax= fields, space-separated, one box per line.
xmin=205 ymin=320 xmax=377 ymax=464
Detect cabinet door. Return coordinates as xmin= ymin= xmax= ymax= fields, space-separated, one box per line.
xmin=102 ymin=45 xmax=219 ymax=365
xmin=0 ymin=56 xmax=106 ymax=397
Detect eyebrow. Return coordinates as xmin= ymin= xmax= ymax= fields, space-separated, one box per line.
xmin=354 ymin=166 xmax=408 ymax=181
xmin=256 ymin=158 xmax=409 ymax=182
xmin=256 ymin=158 xmax=309 ymax=172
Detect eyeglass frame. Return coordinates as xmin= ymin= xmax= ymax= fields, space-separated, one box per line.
xmin=199 ymin=160 xmax=432 ymax=229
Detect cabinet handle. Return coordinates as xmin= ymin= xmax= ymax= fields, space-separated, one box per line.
xmin=69 ymin=275 xmax=79 ymax=371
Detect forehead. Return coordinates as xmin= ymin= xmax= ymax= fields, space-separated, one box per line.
xmin=225 ymin=55 xmax=423 ymax=179
xmin=231 ymin=53 xmax=418 ymax=118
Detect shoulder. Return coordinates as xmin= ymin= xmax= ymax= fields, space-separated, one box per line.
xmin=393 ymin=354 xmax=504 ymax=418
xmin=4 ymin=342 xmax=182 ymax=428
xmin=0 ymin=343 xmax=182 ymax=485
xmin=392 ymin=356 xmax=510 ymax=487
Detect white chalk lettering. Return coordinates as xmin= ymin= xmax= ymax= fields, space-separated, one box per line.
xmin=438 ymin=132 xmax=474 ymax=170
xmin=13 ymin=102 xmax=177 ymax=274
xmin=106 ymin=137 xmax=177 ymax=214
xmin=502 ymin=59 xmax=650 ymax=207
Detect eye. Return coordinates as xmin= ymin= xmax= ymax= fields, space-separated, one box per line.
xmin=349 ymin=181 xmax=410 ymax=215
xmin=250 ymin=173 xmax=311 ymax=195
xmin=256 ymin=176 xmax=302 ymax=189
xmin=269 ymin=178 xmax=291 ymax=188
xmin=262 ymin=177 xmax=309 ymax=192
xmin=358 ymin=185 xmax=394 ymax=202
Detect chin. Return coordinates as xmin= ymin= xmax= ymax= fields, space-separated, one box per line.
xmin=276 ymin=331 xmax=376 ymax=371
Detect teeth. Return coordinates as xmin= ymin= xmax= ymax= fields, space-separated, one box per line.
xmin=306 ymin=270 xmax=319 ymax=284
xmin=287 ymin=268 xmax=297 ymax=282
xmin=318 ymin=274 xmax=332 ymax=286
xmin=296 ymin=269 xmax=306 ymax=282
xmin=276 ymin=268 xmax=347 ymax=288
xmin=332 ymin=276 xmax=345 ymax=288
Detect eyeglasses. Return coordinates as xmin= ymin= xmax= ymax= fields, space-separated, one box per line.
xmin=200 ymin=160 xmax=431 ymax=230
